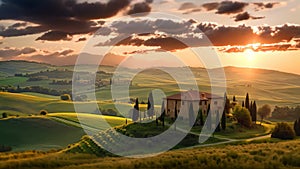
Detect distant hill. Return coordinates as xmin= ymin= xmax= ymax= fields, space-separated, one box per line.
xmin=0 ymin=60 xmax=299 ymax=107
xmin=0 ymin=60 xmax=55 ymax=76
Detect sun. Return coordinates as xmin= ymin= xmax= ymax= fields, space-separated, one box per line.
xmin=244 ymin=48 xmax=256 ymax=61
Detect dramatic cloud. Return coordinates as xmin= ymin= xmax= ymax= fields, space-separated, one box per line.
xmin=0 ymin=0 xmax=153 ymax=41
xmin=178 ymin=2 xmax=197 ymax=10
xmin=128 ymin=2 xmax=152 ymax=16
xmin=97 ymin=19 xmax=300 ymax=52
xmin=0 ymin=47 xmax=36 ymax=59
xmin=215 ymin=1 xmax=248 ymax=14
xmin=253 ymin=2 xmax=279 ymax=11
xmin=234 ymin=12 xmax=265 ymax=22
xmin=36 ymin=31 xmax=72 ymax=41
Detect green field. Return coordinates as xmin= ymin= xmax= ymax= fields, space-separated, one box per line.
xmin=0 ymin=113 xmax=126 ymax=152
xmin=1 ymin=139 xmax=300 ymax=169
xmin=0 ymin=117 xmax=85 ymax=152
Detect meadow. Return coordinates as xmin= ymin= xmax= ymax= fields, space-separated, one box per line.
xmin=0 ymin=139 xmax=300 ymax=169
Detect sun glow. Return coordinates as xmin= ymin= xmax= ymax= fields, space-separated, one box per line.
xmin=244 ymin=48 xmax=256 ymax=61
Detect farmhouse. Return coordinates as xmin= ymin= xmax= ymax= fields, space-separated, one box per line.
xmin=165 ymin=90 xmax=224 ymax=119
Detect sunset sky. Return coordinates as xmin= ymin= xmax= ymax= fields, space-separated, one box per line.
xmin=0 ymin=0 xmax=299 ymax=74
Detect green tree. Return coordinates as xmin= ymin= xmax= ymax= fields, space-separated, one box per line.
xmin=258 ymin=104 xmax=272 ymax=124
xmin=147 ymin=92 xmax=154 ymax=119
xmin=40 ymin=110 xmax=48 ymax=115
xmin=132 ymin=98 xmax=139 ymax=122
xmin=215 ymin=111 xmax=221 ymax=132
xmin=222 ymin=93 xmax=229 ymax=130
xmin=233 ymin=95 xmax=236 ymax=102
xmin=245 ymin=93 xmax=250 ymax=110
xmin=198 ymin=108 xmax=204 ymax=126
xmin=294 ymin=118 xmax=300 ymax=136
xmin=159 ymin=101 xmax=166 ymax=127
xmin=188 ymin=103 xmax=195 ymax=127
xmin=2 ymin=112 xmax=8 ymax=118
xmin=242 ymin=101 xmax=245 ymax=107
xmin=252 ymin=101 xmax=257 ymax=123
xmin=206 ymin=104 xmax=212 ymax=131
xmin=272 ymin=122 xmax=295 ymax=140
xmin=233 ymin=106 xmax=252 ymax=128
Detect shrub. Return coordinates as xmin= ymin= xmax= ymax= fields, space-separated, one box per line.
xmin=271 ymin=122 xmax=295 ymax=140
xmin=60 ymin=94 xmax=71 ymax=101
xmin=0 ymin=145 xmax=12 ymax=152
xmin=233 ymin=106 xmax=252 ymax=128
xmin=2 ymin=112 xmax=8 ymax=118
xmin=40 ymin=110 xmax=48 ymax=115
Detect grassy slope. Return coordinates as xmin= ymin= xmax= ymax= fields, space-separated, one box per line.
xmin=0 ymin=113 xmax=126 ymax=152
xmin=0 ymin=117 xmax=85 ymax=151
xmin=1 ymin=139 xmax=300 ymax=169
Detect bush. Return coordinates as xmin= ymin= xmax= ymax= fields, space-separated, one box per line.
xmin=40 ymin=110 xmax=48 ymax=115
xmin=233 ymin=106 xmax=252 ymax=128
xmin=0 ymin=145 xmax=12 ymax=152
xmin=2 ymin=112 xmax=8 ymax=118
xmin=271 ymin=122 xmax=295 ymax=140
xmin=60 ymin=94 xmax=71 ymax=101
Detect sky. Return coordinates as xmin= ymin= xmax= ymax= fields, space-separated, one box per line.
xmin=0 ymin=0 xmax=299 ymax=74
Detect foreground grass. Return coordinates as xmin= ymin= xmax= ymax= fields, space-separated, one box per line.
xmin=1 ymin=139 xmax=300 ymax=169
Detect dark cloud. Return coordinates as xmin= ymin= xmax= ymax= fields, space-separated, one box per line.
xmin=216 ymin=1 xmax=248 ymax=14
xmin=234 ymin=12 xmax=265 ymax=22
xmin=8 ymin=22 xmax=28 ymax=29
xmin=234 ymin=12 xmax=250 ymax=21
xmin=76 ymin=37 xmax=87 ymax=42
xmin=253 ymin=2 xmax=279 ymax=10
xmin=178 ymin=2 xmax=197 ymax=10
xmin=0 ymin=47 xmax=36 ymax=59
xmin=0 ymin=0 xmax=133 ymax=40
xmin=0 ymin=26 xmax=48 ymax=37
xmin=127 ymin=2 xmax=151 ymax=16
xmin=97 ymin=19 xmax=300 ymax=52
xmin=202 ymin=2 xmax=219 ymax=11
xmin=36 ymin=31 xmax=72 ymax=41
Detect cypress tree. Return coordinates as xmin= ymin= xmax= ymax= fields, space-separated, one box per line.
xmin=132 ymin=98 xmax=140 ymax=122
xmin=233 ymin=96 xmax=236 ymax=102
xmin=245 ymin=93 xmax=250 ymax=110
xmin=147 ymin=92 xmax=154 ymax=119
xmin=189 ymin=103 xmax=195 ymax=127
xmin=206 ymin=104 xmax=211 ymax=131
xmin=199 ymin=108 xmax=204 ymax=126
xmin=216 ymin=111 xmax=221 ymax=132
xmin=252 ymin=101 xmax=257 ymax=123
xmin=294 ymin=118 xmax=300 ymax=136
xmin=160 ymin=101 xmax=165 ymax=127
xmin=242 ymin=101 xmax=245 ymax=107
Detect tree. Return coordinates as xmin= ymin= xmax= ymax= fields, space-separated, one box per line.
xmin=215 ymin=111 xmax=221 ymax=132
xmin=40 ymin=110 xmax=48 ymax=115
xmin=294 ymin=118 xmax=300 ymax=136
xmin=251 ymin=101 xmax=257 ymax=123
xmin=222 ymin=93 xmax=229 ymax=130
xmin=233 ymin=96 xmax=236 ymax=102
xmin=245 ymin=93 xmax=250 ymax=110
xmin=272 ymin=122 xmax=295 ymax=140
xmin=242 ymin=101 xmax=245 ymax=107
xmin=132 ymin=98 xmax=139 ymax=122
xmin=2 ymin=112 xmax=8 ymax=118
xmin=188 ymin=103 xmax=195 ymax=127
xmin=60 ymin=94 xmax=71 ymax=101
xmin=198 ymin=108 xmax=204 ymax=126
xmin=159 ymin=101 xmax=166 ymax=127
xmin=147 ymin=92 xmax=154 ymax=119
xmin=258 ymin=104 xmax=272 ymax=124
xmin=233 ymin=106 xmax=252 ymax=128
xmin=206 ymin=104 xmax=212 ymax=131
xmin=221 ymin=108 xmax=226 ymax=130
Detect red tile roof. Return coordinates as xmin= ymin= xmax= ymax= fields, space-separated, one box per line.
xmin=166 ymin=90 xmax=221 ymax=101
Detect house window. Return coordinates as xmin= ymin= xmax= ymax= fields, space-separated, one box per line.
xmin=214 ymin=101 xmax=218 ymax=105
xmin=182 ymin=101 xmax=185 ymax=105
